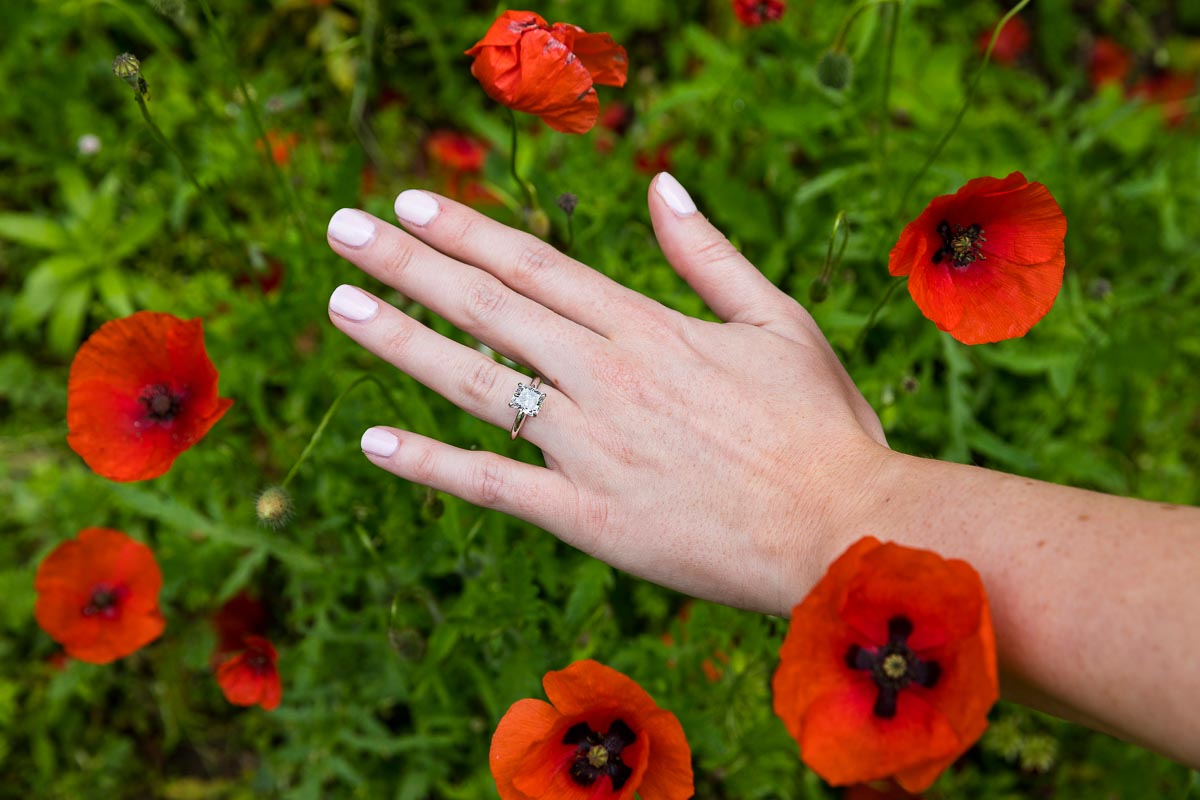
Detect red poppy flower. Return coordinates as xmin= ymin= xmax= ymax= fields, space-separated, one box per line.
xmin=426 ymin=130 xmax=488 ymax=173
xmin=634 ymin=143 xmax=673 ymax=175
xmin=772 ymin=537 xmax=997 ymax=793
xmin=1089 ymin=37 xmax=1132 ymax=89
xmin=976 ymin=16 xmax=1029 ymax=66
xmin=465 ymin=11 xmax=628 ymax=135
xmin=211 ymin=591 xmax=268 ymax=663
xmin=257 ymin=130 xmax=298 ymax=167
xmin=67 ymin=311 xmax=233 ymax=481
xmin=216 ymin=635 xmax=282 ymax=710
xmin=888 ymin=172 xmax=1067 ymax=345
xmin=732 ymin=0 xmax=786 ymax=27
xmin=490 ymin=660 xmax=693 ymax=800
xmin=34 ymin=528 xmax=166 ymax=664
xmin=1131 ymin=71 xmax=1196 ymax=127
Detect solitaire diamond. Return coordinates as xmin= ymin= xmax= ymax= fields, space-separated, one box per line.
xmin=510 ymin=383 xmax=545 ymax=416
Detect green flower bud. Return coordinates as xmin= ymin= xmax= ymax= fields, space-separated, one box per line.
xmin=816 ymin=50 xmax=854 ymax=91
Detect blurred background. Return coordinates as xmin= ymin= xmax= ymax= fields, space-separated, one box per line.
xmin=1 ymin=0 xmax=1198 ymax=797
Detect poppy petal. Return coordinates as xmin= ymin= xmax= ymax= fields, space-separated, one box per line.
xmin=798 ymin=683 xmax=962 ymax=788
xmin=490 ymin=699 xmax=561 ymax=800
xmin=565 ymin=29 xmax=629 ymax=87
xmin=635 ymin=710 xmax=695 ymax=800
xmin=837 ymin=543 xmax=987 ymax=652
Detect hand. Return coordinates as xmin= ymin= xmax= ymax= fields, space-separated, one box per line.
xmin=326 ymin=173 xmax=889 ymax=616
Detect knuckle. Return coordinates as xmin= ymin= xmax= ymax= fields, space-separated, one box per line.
xmin=472 ymin=456 xmax=507 ymax=505
xmin=692 ymin=235 xmax=738 ymax=266
xmin=462 ymin=276 xmax=507 ymax=326
xmin=510 ymin=241 xmax=558 ymax=289
xmin=380 ymin=238 xmax=417 ymax=283
xmin=408 ymin=444 xmax=440 ymax=484
xmin=458 ymin=357 xmax=501 ymax=406
xmin=381 ymin=319 xmax=417 ymax=359
xmin=445 ymin=215 xmax=479 ymax=252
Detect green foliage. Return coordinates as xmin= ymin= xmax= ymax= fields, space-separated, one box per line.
xmin=1 ymin=0 xmax=1197 ymax=797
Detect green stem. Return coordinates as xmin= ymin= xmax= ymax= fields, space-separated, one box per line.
xmin=851 ymin=277 xmax=905 ymax=358
xmin=508 ymin=108 xmax=536 ymax=212
xmin=832 ymin=0 xmax=900 ymax=51
xmin=895 ymin=0 xmax=1035 ymax=217
xmin=195 ymin=0 xmax=309 ymax=232
xmin=821 ymin=211 xmax=850 ymax=284
xmin=134 ymin=93 xmax=237 ymax=245
xmin=878 ymin=1 xmax=900 ymax=199
xmin=565 ymin=213 xmax=575 ymax=254
xmin=281 ymin=374 xmax=406 ymax=489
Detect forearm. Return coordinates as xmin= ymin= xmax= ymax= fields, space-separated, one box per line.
xmin=819 ymin=448 xmax=1200 ymax=766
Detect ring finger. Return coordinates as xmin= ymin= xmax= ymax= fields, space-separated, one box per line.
xmin=327 ymin=284 xmax=577 ymax=452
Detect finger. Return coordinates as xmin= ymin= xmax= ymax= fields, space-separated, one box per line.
xmin=329 ymin=285 xmax=576 ymax=451
xmin=359 ymin=426 xmax=577 ymax=532
xmin=326 ymin=208 xmax=598 ymax=390
xmin=647 ymin=173 xmax=800 ymax=332
xmin=390 ymin=190 xmax=662 ymax=337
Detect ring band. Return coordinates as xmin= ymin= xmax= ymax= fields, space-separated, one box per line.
xmin=509 ymin=377 xmax=546 ymax=440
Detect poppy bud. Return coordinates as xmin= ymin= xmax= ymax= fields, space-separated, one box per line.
xmin=255 ymin=486 xmax=293 ymax=529
xmin=809 ymin=277 xmax=830 ymax=304
xmin=556 ymin=192 xmax=578 ymax=216
xmin=528 ymin=209 xmax=551 ymax=239
xmin=817 ymin=50 xmax=854 ymax=91
xmin=113 ymin=53 xmax=147 ymax=96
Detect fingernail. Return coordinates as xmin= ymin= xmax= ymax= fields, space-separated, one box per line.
xmin=655 ymin=172 xmax=697 ymax=217
xmin=329 ymin=284 xmax=378 ymax=322
xmin=327 ymin=208 xmax=376 ymax=247
xmin=394 ymin=190 xmax=440 ymax=226
xmin=361 ymin=427 xmax=399 ymax=457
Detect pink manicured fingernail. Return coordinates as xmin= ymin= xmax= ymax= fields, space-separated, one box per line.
xmin=655 ymin=172 xmax=697 ymax=217
xmin=327 ymin=208 xmax=376 ymax=247
xmin=361 ymin=427 xmax=399 ymax=457
xmin=329 ymin=285 xmax=378 ymax=322
xmin=394 ymin=190 xmax=440 ymax=226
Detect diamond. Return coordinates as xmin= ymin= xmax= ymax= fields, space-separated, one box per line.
xmin=510 ymin=383 xmax=545 ymax=416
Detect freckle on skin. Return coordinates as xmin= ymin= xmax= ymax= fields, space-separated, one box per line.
xmin=1037 ymin=540 xmax=1045 ymax=548
xmin=1078 ymin=514 xmax=1090 ymax=522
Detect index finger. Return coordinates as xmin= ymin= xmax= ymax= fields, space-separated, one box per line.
xmin=391 ymin=190 xmax=662 ymax=338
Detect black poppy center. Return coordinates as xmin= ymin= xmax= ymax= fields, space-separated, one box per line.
xmin=845 ymin=615 xmax=941 ymax=719
xmin=246 ymin=651 xmax=271 ymax=673
xmin=139 ymin=383 xmax=183 ymax=423
xmin=932 ymin=219 xmax=987 ymax=268
xmin=83 ymin=586 xmax=121 ymax=619
xmin=562 ymin=718 xmax=636 ymax=790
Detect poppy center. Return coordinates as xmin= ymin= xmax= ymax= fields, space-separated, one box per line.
xmin=562 ymin=718 xmax=636 ymax=790
xmin=932 ymin=220 xmax=988 ymax=268
xmin=83 ymin=584 xmax=124 ymax=619
xmin=246 ymin=650 xmax=272 ymax=674
xmin=845 ymin=615 xmax=941 ymax=719
xmin=139 ymin=383 xmax=183 ymax=423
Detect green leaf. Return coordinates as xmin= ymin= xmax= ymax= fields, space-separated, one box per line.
xmin=0 ymin=213 xmax=67 ymax=250
xmin=95 ymin=267 xmax=135 ymax=317
xmin=10 ymin=254 xmax=91 ymax=330
xmin=46 ymin=282 xmax=91 ymax=355
xmin=563 ymin=560 xmax=613 ymax=629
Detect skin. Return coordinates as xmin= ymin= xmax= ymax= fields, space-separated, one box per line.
xmin=326 ymin=174 xmax=1200 ymax=768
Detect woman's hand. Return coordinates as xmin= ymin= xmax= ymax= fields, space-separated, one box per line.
xmin=326 ymin=173 xmax=889 ymax=616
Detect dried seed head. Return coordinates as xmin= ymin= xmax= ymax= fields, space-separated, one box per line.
xmin=557 ymin=192 xmax=578 ymax=216
xmin=255 ymin=486 xmax=293 ymax=529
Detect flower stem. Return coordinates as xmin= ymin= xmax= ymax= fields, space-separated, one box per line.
xmin=281 ymin=374 xmax=406 ymax=489
xmin=895 ymin=0 xmax=1035 ymax=217
xmin=851 ymin=277 xmax=905 ymax=358
xmin=133 ymin=93 xmax=237 ymax=245
xmin=832 ymin=0 xmax=900 ymax=52
xmin=507 ymin=108 xmax=537 ymax=214
xmin=195 ymin=0 xmax=310 ymax=233
xmin=878 ymin=2 xmax=900 ymax=199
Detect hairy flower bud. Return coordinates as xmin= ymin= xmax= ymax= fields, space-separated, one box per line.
xmin=816 ymin=50 xmax=854 ymax=91
xmin=255 ymin=486 xmax=293 ymax=529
